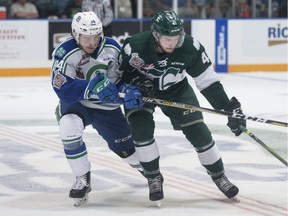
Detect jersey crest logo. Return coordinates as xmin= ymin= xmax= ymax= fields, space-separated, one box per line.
xmin=147 ymin=67 xmax=184 ymax=90
xmin=78 ymin=54 xmax=90 ymax=66
xmin=76 ymin=67 xmax=84 ymax=79
xmin=52 ymin=70 xmax=67 ymax=89
xmin=129 ymin=53 xmax=144 ymax=68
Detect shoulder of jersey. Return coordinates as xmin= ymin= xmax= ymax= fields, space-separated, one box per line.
xmin=53 ymin=37 xmax=79 ymax=59
xmin=104 ymin=37 xmax=121 ymax=50
xmin=183 ymin=35 xmax=201 ymax=52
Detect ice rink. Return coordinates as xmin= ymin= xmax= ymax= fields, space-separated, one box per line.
xmin=0 ymin=72 xmax=287 ymax=216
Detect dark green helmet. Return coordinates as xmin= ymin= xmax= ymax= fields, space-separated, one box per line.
xmin=151 ymin=10 xmax=184 ymax=36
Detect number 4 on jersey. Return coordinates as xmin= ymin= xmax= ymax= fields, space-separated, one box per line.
xmin=201 ymin=52 xmax=210 ymax=64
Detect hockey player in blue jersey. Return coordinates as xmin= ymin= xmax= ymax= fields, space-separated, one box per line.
xmin=51 ymin=11 xmax=144 ymax=206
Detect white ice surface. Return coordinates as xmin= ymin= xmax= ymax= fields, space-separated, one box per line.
xmin=0 ymin=72 xmax=287 ymax=216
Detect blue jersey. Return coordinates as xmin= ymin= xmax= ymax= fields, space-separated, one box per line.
xmin=51 ymin=36 xmax=122 ymax=110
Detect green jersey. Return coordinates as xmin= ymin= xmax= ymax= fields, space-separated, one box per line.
xmin=119 ymin=31 xmax=230 ymax=110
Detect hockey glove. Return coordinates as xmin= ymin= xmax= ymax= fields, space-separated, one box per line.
xmin=224 ymin=97 xmax=246 ymax=136
xmin=132 ymin=76 xmax=155 ymax=97
xmin=87 ymin=73 xmax=121 ymax=103
xmin=119 ymin=84 xmax=145 ymax=109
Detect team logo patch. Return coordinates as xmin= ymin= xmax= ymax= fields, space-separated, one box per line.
xmin=129 ymin=53 xmax=144 ymax=68
xmin=78 ymin=54 xmax=90 ymax=66
xmin=53 ymin=70 xmax=67 ymax=89
xmin=76 ymin=67 xmax=84 ymax=79
xmin=55 ymin=47 xmax=66 ymax=58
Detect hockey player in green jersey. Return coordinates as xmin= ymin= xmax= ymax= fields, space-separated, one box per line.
xmin=118 ymin=10 xmax=246 ymax=203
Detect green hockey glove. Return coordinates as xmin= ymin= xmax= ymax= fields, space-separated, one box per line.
xmin=224 ymin=97 xmax=246 ymax=136
xmin=132 ymin=75 xmax=155 ymax=97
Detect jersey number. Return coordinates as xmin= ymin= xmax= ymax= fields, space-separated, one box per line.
xmin=201 ymin=52 xmax=210 ymax=64
xmin=52 ymin=60 xmax=65 ymax=71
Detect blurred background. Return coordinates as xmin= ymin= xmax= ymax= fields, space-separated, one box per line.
xmin=0 ymin=0 xmax=287 ymax=76
xmin=1 ymin=0 xmax=287 ymax=19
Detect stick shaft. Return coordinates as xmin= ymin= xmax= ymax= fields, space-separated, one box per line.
xmin=120 ymin=94 xmax=287 ymax=166
xmin=142 ymin=97 xmax=287 ymax=128
xmin=239 ymin=126 xmax=287 ymax=167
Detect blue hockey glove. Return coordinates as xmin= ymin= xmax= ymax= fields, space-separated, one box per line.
xmin=87 ymin=73 xmax=121 ymax=103
xmin=119 ymin=84 xmax=145 ymax=109
xmin=224 ymin=97 xmax=246 ymax=136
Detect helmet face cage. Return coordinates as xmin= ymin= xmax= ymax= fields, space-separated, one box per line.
xmin=71 ymin=11 xmax=103 ymax=44
xmin=151 ymin=10 xmax=185 ymax=48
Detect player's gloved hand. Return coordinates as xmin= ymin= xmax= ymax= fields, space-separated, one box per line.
xmin=132 ymin=76 xmax=155 ymax=97
xmin=119 ymin=84 xmax=145 ymax=109
xmin=224 ymin=96 xmax=246 ymax=136
xmin=87 ymin=73 xmax=121 ymax=103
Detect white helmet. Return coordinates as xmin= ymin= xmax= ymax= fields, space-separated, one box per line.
xmin=71 ymin=11 xmax=103 ymax=44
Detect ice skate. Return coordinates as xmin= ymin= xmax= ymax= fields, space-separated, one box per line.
xmin=213 ymin=174 xmax=239 ymax=199
xmin=69 ymin=171 xmax=91 ymax=207
xmin=147 ymin=173 xmax=164 ymax=207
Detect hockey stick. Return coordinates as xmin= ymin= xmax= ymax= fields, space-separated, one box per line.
xmin=141 ymin=97 xmax=288 ymax=128
xmin=239 ymin=125 xmax=288 ymax=167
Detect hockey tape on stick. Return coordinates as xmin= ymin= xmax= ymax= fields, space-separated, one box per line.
xmin=239 ymin=125 xmax=287 ymax=167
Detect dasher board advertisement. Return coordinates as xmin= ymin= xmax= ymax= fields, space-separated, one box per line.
xmin=228 ymin=19 xmax=287 ymax=72
xmin=0 ymin=20 xmax=48 ymax=60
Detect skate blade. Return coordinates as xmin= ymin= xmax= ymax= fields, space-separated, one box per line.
xmin=155 ymin=200 xmax=161 ymax=208
xmin=231 ymin=196 xmax=240 ymax=202
xmin=73 ymin=194 xmax=89 ymax=207
xmin=224 ymin=196 xmax=240 ymax=203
